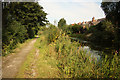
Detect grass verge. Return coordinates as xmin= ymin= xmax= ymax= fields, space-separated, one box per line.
xmin=16 ymin=35 xmax=60 ymax=78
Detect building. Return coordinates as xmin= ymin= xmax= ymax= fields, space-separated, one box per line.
xmin=71 ymin=17 xmax=105 ymax=28
xmin=78 ymin=17 xmax=105 ymax=27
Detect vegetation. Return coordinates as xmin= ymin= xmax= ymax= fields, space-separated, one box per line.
xmin=65 ymin=19 xmax=119 ymax=54
xmin=101 ymin=2 xmax=120 ymax=54
xmin=17 ymin=26 xmax=120 ymax=78
xmin=2 ymin=1 xmax=120 ymax=79
xmin=17 ymin=31 xmax=60 ymax=78
xmin=55 ymin=2 xmax=120 ymax=55
xmin=2 ymin=2 xmax=48 ymax=56
xmin=2 ymin=20 xmax=27 ymax=56
xmin=87 ymin=21 xmax=115 ymax=50
xmin=58 ymin=18 xmax=66 ymax=29
xmin=45 ymin=27 xmax=120 ymax=78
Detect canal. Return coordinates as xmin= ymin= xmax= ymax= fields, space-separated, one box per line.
xmin=70 ymin=37 xmax=111 ymax=62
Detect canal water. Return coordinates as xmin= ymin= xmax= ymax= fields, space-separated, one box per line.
xmin=71 ymin=37 xmax=102 ymax=61
xmin=80 ymin=46 xmax=101 ymax=62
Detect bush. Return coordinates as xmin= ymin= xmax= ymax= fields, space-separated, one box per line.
xmin=2 ymin=20 xmax=27 ymax=56
xmin=45 ymin=26 xmax=61 ymax=44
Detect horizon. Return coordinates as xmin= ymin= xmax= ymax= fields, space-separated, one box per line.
xmin=38 ymin=0 xmax=105 ymax=25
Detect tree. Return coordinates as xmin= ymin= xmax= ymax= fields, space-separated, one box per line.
xmin=101 ymin=1 xmax=120 ymax=54
xmin=101 ymin=2 xmax=120 ymax=26
xmin=2 ymin=2 xmax=48 ymax=55
xmin=3 ymin=2 xmax=48 ymax=38
xmin=58 ymin=18 xmax=66 ymax=29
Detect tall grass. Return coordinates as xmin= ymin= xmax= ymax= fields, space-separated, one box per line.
xmin=39 ymin=27 xmax=120 ymax=78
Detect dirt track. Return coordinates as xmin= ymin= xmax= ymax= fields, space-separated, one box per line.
xmin=2 ymin=38 xmax=37 ymax=78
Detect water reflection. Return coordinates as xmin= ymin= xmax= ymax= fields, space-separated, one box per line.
xmin=71 ymin=37 xmax=114 ymax=56
xmin=80 ymin=46 xmax=101 ymax=62
xmin=71 ymin=37 xmax=102 ymax=61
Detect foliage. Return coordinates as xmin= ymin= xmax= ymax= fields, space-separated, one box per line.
xmin=58 ymin=18 xmax=66 ymax=29
xmin=65 ymin=24 xmax=88 ymax=36
xmin=87 ymin=21 xmax=115 ymax=47
xmin=2 ymin=20 xmax=27 ymax=56
xmin=101 ymin=2 xmax=120 ymax=53
xmin=40 ymin=28 xmax=120 ymax=78
xmin=2 ymin=2 xmax=48 ymax=38
xmin=45 ymin=26 xmax=60 ymax=44
xmin=85 ymin=19 xmax=120 ymax=54
xmin=2 ymin=2 xmax=48 ymax=55
xmin=71 ymin=24 xmax=87 ymax=34
xmin=101 ymin=2 xmax=120 ymax=26
xmin=39 ymin=26 xmax=47 ymax=31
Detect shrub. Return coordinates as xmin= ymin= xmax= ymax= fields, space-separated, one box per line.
xmin=45 ymin=26 xmax=61 ymax=44
xmin=2 ymin=20 xmax=27 ymax=56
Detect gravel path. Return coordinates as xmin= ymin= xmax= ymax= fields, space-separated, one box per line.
xmin=2 ymin=38 xmax=37 ymax=78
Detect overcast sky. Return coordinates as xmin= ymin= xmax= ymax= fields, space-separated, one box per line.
xmin=38 ymin=0 xmax=105 ymax=25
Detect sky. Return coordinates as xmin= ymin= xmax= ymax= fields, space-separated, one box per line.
xmin=38 ymin=0 xmax=105 ymax=25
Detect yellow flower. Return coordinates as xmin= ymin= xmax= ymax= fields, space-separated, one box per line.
xmin=110 ymin=76 xmax=112 ymax=78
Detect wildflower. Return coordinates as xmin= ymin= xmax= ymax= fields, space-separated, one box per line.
xmin=110 ymin=75 xmax=112 ymax=78
xmin=115 ymin=50 xmax=118 ymax=54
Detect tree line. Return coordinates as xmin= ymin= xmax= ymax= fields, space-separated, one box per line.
xmin=2 ymin=2 xmax=48 ymax=56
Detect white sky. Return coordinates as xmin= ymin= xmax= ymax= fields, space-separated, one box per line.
xmin=38 ymin=0 xmax=105 ymax=25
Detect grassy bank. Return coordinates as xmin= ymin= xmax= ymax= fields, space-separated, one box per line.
xmin=43 ymin=27 xmax=120 ymax=78
xmin=17 ymin=27 xmax=120 ymax=78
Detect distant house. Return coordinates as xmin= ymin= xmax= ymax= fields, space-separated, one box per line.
xmin=78 ymin=17 xmax=105 ymax=27
xmin=71 ymin=17 xmax=105 ymax=28
xmin=72 ymin=24 xmax=75 ymax=26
